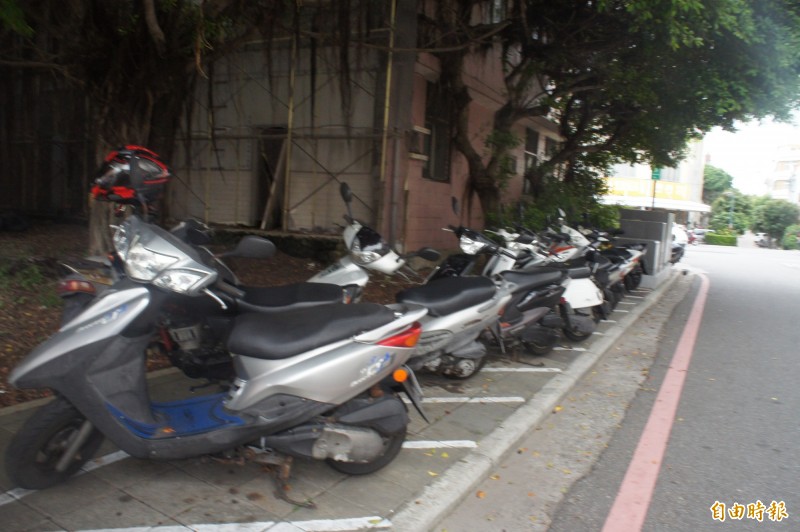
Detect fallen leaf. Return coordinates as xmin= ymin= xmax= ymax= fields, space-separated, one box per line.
xmin=553 ymin=405 xmax=563 ymax=413
xmin=490 ymin=474 xmax=500 ymax=480
xmin=476 ymin=490 xmax=486 ymax=499
xmin=427 ymin=471 xmax=439 ymax=477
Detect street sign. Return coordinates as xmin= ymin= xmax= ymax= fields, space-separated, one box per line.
xmin=651 ymin=168 xmax=661 ymax=180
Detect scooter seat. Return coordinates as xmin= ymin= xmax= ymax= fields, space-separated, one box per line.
xmin=499 ymin=268 xmax=566 ymax=291
xmin=228 ymin=303 xmax=395 ymax=360
xmin=238 ymin=282 xmax=343 ymax=313
xmin=545 ymin=262 xmax=592 ymax=279
xmin=396 ymin=277 xmax=496 ymax=318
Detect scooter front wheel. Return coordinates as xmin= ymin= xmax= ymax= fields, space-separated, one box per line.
xmin=326 ymin=429 xmax=406 ymax=475
xmin=6 ymin=397 xmax=104 ymax=490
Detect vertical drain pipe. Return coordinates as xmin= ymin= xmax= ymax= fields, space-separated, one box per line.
xmin=379 ymin=0 xmax=397 ymax=242
xmin=283 ymin=9 xmax=299 ymax=232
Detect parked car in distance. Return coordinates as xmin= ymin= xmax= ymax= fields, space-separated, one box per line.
xmin=692 ymin=228 xmax=714 ymax=242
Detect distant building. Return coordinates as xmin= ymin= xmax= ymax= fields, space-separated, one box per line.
xmin=601 ymin=140 xmax=710 ymax=226
xmin=765 ymin=144 xmax=800 ymax=204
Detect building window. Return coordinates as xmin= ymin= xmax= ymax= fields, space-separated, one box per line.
xmin=423 ymin=81 xmax=451 ymax=182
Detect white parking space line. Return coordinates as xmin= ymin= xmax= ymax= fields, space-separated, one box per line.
xmin=403 ymin=440 xmax=477 ymax=449
xmin=481 ymin=367 xmax=562 ymax=373
xmin=419 ymin=396 xmax=525 ymax=404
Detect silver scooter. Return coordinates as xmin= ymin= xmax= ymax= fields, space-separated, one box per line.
xmin=5 ymin=214 xmax=428 ymax=497
xmin=308 ymin=184 xmax=511 ymax=379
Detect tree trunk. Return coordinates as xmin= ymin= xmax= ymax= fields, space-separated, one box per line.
xmin=87 ymin=195 xmax=116 ymax=258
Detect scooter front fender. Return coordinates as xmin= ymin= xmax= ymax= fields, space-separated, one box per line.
xmin=9 ymin=285 xmax=151 ymax=389
xmin=562 ymin=277 xmax=604 ymax=310
xmin=308 ymin=256 xmax=370 ymax=289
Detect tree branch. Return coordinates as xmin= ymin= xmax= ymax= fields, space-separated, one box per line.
xmin=143 ymin=0 xmax=166 ymax=55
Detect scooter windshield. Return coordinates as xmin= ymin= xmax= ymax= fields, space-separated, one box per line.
xmin=350 ymin=226 xmax=391 ymax=265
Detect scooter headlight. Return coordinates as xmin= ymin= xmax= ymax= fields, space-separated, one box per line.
xmin=124 ymin=241 xmax=179 ymax=281
xmin=350 ymin=239 xmax=384 ymax=265
xmin=113 ymin=224 xmax=131 ymax=257
xmin=152 ymin=268 xmax=210 ymax=293
xmin=125 ymin=243 xmax=214 ymax=293
xmin=459 ymin=234 xmax=486 ymax=255
xmin=349 ymin=226 xmax=391 ymax=265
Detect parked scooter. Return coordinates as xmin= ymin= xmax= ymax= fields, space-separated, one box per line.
xmin=310 ymin=183 xmax=510 ymax=378
xmin=428 ymin=225 xmax=594 ymax=355
xmin=483 ymin=226 xmax=608 ymax=327
xmin=543 ymin=217 xmax=648 ymax=302
xmin=308 ymin=183 xmax=440 ymax=301
xmin=57 ymin=146 xmax=347 ymax=382
xmin=6 ymin=214 xmax=429 ymax=494
xmin=669 ymin=224 xmax=688 ymax=264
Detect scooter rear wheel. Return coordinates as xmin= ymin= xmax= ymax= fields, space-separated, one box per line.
xmin=562 ymin=326 xmax=592 ymax=342
xmin=445 ymin=355 xmax=488 ymax=380
xmin=625 ymin=267 xmax=643 ymax=291
xmin=522 ymin=339 xmax=554 ymax=356
xmin=326 ymin=429 xmax=406 ymax=475
xmin=6 ymin=397 xmax=104 ymax=490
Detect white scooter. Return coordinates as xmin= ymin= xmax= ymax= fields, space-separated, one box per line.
xmin=484 ymin=226 xmax=607 ymax=323
xmin=308 ymin=183 xmax=440 ymax=302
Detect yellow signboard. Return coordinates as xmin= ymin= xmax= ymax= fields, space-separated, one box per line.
xmin=606 ymin=177 xmax=690 ymax=201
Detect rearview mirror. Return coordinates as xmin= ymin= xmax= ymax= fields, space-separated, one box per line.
xmin=340 ymin=182 xmax=353 ymax=204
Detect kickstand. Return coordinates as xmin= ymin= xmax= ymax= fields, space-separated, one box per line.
xmin=252 ymin=452 xmax=316 ymax=509
xmin=270 ymin=458 xmax=316 ymax=509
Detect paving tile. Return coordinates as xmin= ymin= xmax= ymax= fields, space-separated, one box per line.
xmin=21 ymin=474 xmax=117 ymax=517
xmin=51 ymin=491 xmax=179 ymax=531
xmin=122 ymin=467 xmax=228 ymax=518
xmin=90 ymin=455 xmax=178 ymax=490
xmin=0 ymin=499 xmax=65 ymax=532
xmin=172 ymin=489 xmax=278 ymax=527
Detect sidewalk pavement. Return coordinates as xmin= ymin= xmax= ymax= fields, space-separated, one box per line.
xmin=0 ymin=270 xmax=680 ymax=532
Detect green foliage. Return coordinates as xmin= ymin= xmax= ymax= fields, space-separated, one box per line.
xmin=0 ymin=0 xmax=32 ymax=36
xmin=752 ymin=198 xmax=800 ymax=241
xmin=488 ymin=178 xmax=620 ymax=233
xmin=781 ymin=224 xmax=800 ymax=250
xmin=0 ymin=262 xmax=60 ymax=308
xmin=704 ymin=232 xmax=738 ymax=246
xmin=709 ymin=190 xmax=751 ymax=234
xmin=703 ymin=166 xmax=734 ymax=204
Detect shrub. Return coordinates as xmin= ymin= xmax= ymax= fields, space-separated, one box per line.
xmin=781 ymin=224 xmax=800 ymax=250
xmin=704 ymin=232 xmax=738 ymax=246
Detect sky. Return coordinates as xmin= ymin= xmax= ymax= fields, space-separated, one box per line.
xmin=702 ymin=112 xmax=800 ymax=195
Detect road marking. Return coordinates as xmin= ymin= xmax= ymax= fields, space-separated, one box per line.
xmin=74 ymin=516 xmax=393 ymax=531
xmin=418 ymin=396 xmax=525 ymax=404
xmin=482 ymin=367 xmax=562 ymax=373
xmin=403 ymin=440 xmax=477 ymax=449
xmin=602 ymin=273 xmax=710 ymax=532
xmin=554 ymin=346 xmax=587 ymax=352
